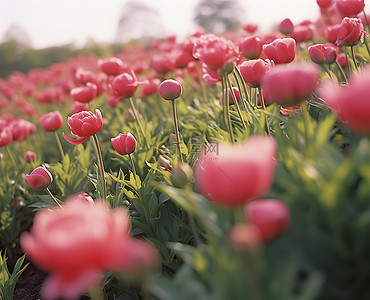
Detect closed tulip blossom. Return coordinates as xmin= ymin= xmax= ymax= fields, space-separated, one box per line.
xmin=323 ymin=43 xmax=338 ymax=64
xmin=239 ymin=59 xmax=274 ymax=87
xmin=193 ymin=34 xmax=238 ymax=71
xmin=98 ymin=57 xmax=125 ymax=76
xmin=244 ymin=199 xmax=290 ymax=242
xmin=239 ymin=36 xmax=263 ymax=59
xmin=24 ymin=151 xmax=36 ymax=163
xmin=289 ymin=25 xmax=314 ymax=43
xmin=262 ymin=38 xmax=296 ymax=64
xmin=0 ymin=126 xmax=12 ymax=147
xmin=26 ymin=165 xmax=53 ymax=190
xmin=39 ymin=111 xmax=63 ymax=132
xmin=20 ymin=195 xmax=159 ymax=300
xmin=194 ymin=135 xmax=278 ymax=207
xmin=63 ymin=109 xmax=103 ymax=145
xmin=336 ymin=0 xmax=365 ymax=17
xmin=317 ymin=0 xmax=332 ymax=9
xmin=308 ymin=44 xmax=327 ymax=64
xmin=9 ymin=119 xmax=37 ymax=142
xmin=321 ymin=67 xmax=370 ymax=134
xmin=325 ymin=24 xmax=341 ymax=44
xmin=70 ymin=83 xmax=98 ymax=103
xmin=111 ymin=132 xmax=137 ymax=155
xmin=111 ymin=70 xmax=138 ymax=99
xmin=279 ymin=18 xmax=294 ymax=35
xmin=158 ymin=79 xmax=183 ymax=100
xmin=336 ymin=17 xmax=366 ymax=46
xmin=261 ymin=64 xmax=319 ymax=105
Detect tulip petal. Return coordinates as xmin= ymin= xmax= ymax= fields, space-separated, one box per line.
xmin=62 ymin=132 xmax=88 ymax=145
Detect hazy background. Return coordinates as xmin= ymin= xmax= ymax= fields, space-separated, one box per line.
xmin=0 ymin=0 xmax=321 ymax=49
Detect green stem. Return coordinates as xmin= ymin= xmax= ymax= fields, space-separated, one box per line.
xmin=226 ymin=76 xmax=247 ymax=129
xmin=115 ymin=106 xmax=125 ymax=128
xmin=54 ymin=131 xmax=65 ymax=160
xmin=129 ymin=97 xmax=150 ymax=150
xmin=128 ymin=153 xmax=138 ymax=182
xmin=221 ymin=77 xmax=235 ymax=143
xmin=46 ymin=187 xmax=63 ymax=209
xmin=92 ymin=134 xmax=107 ymax=199
xmin=345 ymin=47 xmax=352 ymax=78
xmin=350 ymin=45 xmax=359 ymax=72
xmin=5 ymin=145 xmax=19 ymax=172
xmin=322 ymin=64 xmax=333 ymax=80
xmin=301 ymin=102 xmax=312 ymax=144
xmin=335 ymin=60 xmax=348 ymax=83
xmin=171 ymin=99 xmax=183 ymax=163
xmin=258 ymin=86 xmax=270 ymax=135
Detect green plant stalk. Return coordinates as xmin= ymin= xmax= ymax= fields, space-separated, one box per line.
xmin=258 ymin=86 xmax=271 ymax=135
xmin=89 ymin=285 xmax=104 ymax=300
xmin=335 ymin=60 xmax=348 ymax=82
xmin=128 ymin=153 xmax=138 ymax=182
xmin=322 ymin=64 xmax=333 ymax=80
xmin=129 ymin=97 xmax=150 ymax=150
xmin=5 ymin=145 xmax=19 ymax=172
xmin=233 ymin=68 xmax=254 ymax=112
xmin=92 ymin=134 xmax=107 ymax=199
xmin=54 ymin=131 xmax=65 ymax=160
xmin=345 ymin=46 xmax=352 ymax=79
xmin=115 ymin=106 xmax=125 ymax=128
xmin=301 ymin=102 xmax=314 ymax=156
xmin=350 ymin=45 xmax=359 ymax=72
xmin=46 ymin=187 xmax=64 ymax=209
xmin=171 ymin=99 xmax=183 ymax=163
xmin=221 ymin=76 xmax=235 ymax=143
xmin=226 ymin=76 xmax=247 ymax=129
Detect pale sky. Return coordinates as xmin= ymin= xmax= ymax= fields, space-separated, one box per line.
xmin=0 ymin=0 xmax=323 ymax=49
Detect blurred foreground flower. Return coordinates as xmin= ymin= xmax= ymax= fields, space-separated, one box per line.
xmin=194 ymin=135 xmax=277 ymax=207
xmin=20 ymin=195 xmax=159 ymax=300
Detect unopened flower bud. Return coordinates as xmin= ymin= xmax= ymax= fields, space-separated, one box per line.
xmin=171 ymin=162 xmax=193 ymax=188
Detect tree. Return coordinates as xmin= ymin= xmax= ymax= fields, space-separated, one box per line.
xmin=193 ymin=0 xmax=244 ymax=33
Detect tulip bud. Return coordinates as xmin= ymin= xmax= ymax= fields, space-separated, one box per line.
xmin=308 ymin=44 xmax=327 ymax=64
xmin=75 ymin=192 xmax=94 ymax=205
xmin=26 ymin=165 xmax=53 ymax=190
xmin=98 ymin=57 xmax=125 ymax=76
xmin=159 ymin=155 xmax=172 ymax=171
xmin=39 ymin=111 xmax=63 ymax=132
xmin=336 ymin=0 xmax=364 ymax=17
xmin=159 ymin=79 xmax=183 ymax=101
xmin=24 ymin=151 xmax=36 ymax=163
xmin=239 ymin=36 xmax=263 ymax=59
xmin=171 ymin=162 xmax=193 ymax=188
xmin=111 ymin=132 xmax=137 ymax=155
xmin=262 ymin=38 xmax=296 ymax=64
xmin=240 ymin=59 xmax=274 ymax=87
xmin=336 ymin=17 xmax=365 ymax=46
xmin=279 ymin=18 xmax=294 ymax=35
xmin=111 ymin=71 xmax=138 ymax=98
xmin=0 ymin=126 xmax=13 ymax=147
xmin=316 ymin=0 xmax=332 ymax=9
xmin=70 ymin=83 xmax=98 ymax=103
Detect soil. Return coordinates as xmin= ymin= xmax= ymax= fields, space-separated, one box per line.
xmin=13 ymin=263 xmax=46 ymax=300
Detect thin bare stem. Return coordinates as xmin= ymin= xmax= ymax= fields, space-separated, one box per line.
xmin=171 ymin=99 xmax=183 ymax=163
xmin=350 ymin=45 xmax=359 ymax=72
xmin=5 ymin=145 xmax=18 ymax=172
xmin=92 ymin=134 xmax=107 ymax=199
xmin=129 ymin=97 xmax=150 ymax=149
xmin=221 ymin=77 xmax=235 ymax=143
xmin=46 ymin=187 xmax=63 ymax=209
xmin=226 ymin=76 xmax=247 ymax=129
xmin=128 ymin=153 xmax=137 ymax=181
xmin=54 ymin=131 xmax=65 ymax=160
xmin=258 ymin=86 xmax=271 ymax=135
xmin=335 ymin=60 xmax=348 ymax=83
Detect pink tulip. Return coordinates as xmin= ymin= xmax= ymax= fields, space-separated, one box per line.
xmin=111 ymin=71 xmax=138 ymax=99
xmin=26 ymin=165 xmax=53 ymax=190
xmin=244 ymin=199 xmax=290 ymax=242
xmin=194 ymin=135 xmax=278 ymax=207
xmin=139 ymin=78 xmax=160 ymax=98
xmin=279 ymin=18 xmax=294 ymax=35
xmin=261 ymin=63 xmax=319 ymax=105
xmin=39 ymin=111 xmax=63 ymax=132
xmin=24 ymin=151 xmax=36 ymax=163
xmin=8 ymin=119 xmax=36 ymax=142
xmin=71 ymin=101 xmax=89 ymax=114
xmin=20 ymin=195 xmax=159 ymax=300
xmin=70 ymin=83 xmax=98 ymax=103
xmin=0 ymin=126 xmax=12 ymax=147
xmin=62 ymin=109 xmax=103 ymax=145
xmin=321 ymin=67 xmax=370 ymax=134
xmin=239 ymin=36 xmax=263 ymax=59
xmin=308 ymin=44 xmax=327 ymax=64
xmin=242 ymin=23 xmax=258 ymax=34
xmin=336 ymin=0 xmax=365 ymax=17
xmin=98 ymin=57 xmax=125 ymax=76
xmin=336 ymin=17 xmax=365 ymax=46
xmin=289 ymin=25 xmax=314 ymax=43
xmin=325 ymin=24 xmax=341 ymax=44
xmin=111 ymin=132 xmax=137 ymax=155
xmin=226 ymin=87 xmax=241 ymax=105
xmin=262 ymin=38 xmax=296 ymax=64
xmin=159 ymin=79 xmax=183 ymax=101
xmin=317 ymin=0 xmax=332 ymax=9
xmin=239 ymin=59 xmax=274 ymax=87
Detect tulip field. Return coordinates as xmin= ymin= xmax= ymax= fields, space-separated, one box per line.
xmin=2 ymin=0 xmax=370 ymax=299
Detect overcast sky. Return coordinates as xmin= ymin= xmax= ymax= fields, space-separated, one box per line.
xmin=0 ymin=0 xmax=324 ymax=49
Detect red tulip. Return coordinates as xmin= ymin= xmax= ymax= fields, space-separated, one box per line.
xmin=0 ymin=126 xmax=12 ymax=147
xmin=98 ymin=57 xmax=125 ymax=76
xmin=26 ymin=165 xmax=53 ymax=190
xmin=239 ymin=59 xmax=274 ymax=87
xmin=111 ymin=132 xmax=137 ymax=155
xmin=337 ymin=53 xmax=348 ymax=67
xmin=39 ymin=111 xmax=63 ymax=132
xmin=279 ymin=18 xmax=294 ymax=35
xmin=159 ymin=79 xmax=183 ymax=101
xmin=244 ymin=199 xmax=290 ymax=242
xmin=151 ymin=53 xmax=176 ymax=74
xmin=336 ymin=17 xmax=365 ymax=46
xmin=317 ymin=0 xmax=332 ymax=9
xmin=227 ymin=87 xmax=240 ymax=105
xmin=336 ymin=0 xmax=365 ymax=17
xmin=323 ymin=43 xmax=339 ymax=64
xmin=20 ymin=195 xmax=159 ymax=300
xmin=308 ymin=44 xmax=327 ymax=64
xmin=321 ymin=67 xmax=370 ymax=134
xmin=159 ymin=155 xmax=172 ymax=170
xmin=24 ymin=151 xmax=36 ymax=163
xmin=139 ymin=78 xmax=160 ymax=98
xmin=111 ymin=71 xmax=138 ymax=99
xmin=70 ymin=83 xmax=97 ymax=103
xmin=242 ymin=23 xmax=258 ymax=34
xmin=62 ymin=109 xmax=103 ymax=145
xmin=289 ymin=25 xmax=314 ymax=43
xmin=9 ymin=119 xmax=36 ymax=142
xmin=325 ymin=24 xmax=341 ymax=43
xmin=71 ymin=101 xmax=89 ymax=114
xmin=239 ymin=36 xmax=263 ymax=59
xmin=262 ymin=38 xmax=296 ymax=64
xmin=261 ymin=63 xmax=318 ymax=105
xmin=194 ymin=135 xmax=278 ymax=207
xmin=193 ymin=34 xmax=238 ymax=70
